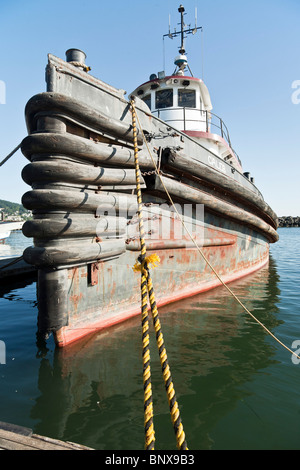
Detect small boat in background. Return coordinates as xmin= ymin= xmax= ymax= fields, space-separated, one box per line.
xmin=21 ymin=5 xmax=278 ymax=347
xmin=0 ymin=209 xmax=23 ymax=243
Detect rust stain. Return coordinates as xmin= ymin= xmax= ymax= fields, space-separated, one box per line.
xmin=90 ymin=262 xmax=99 ymax=285
xmin=70 ymin=292 xmax=83 ymax=312
xmin=110 ymin=280 xmax=117 ymax=300
xmin=68 ymin=267 xmax=79 ymax=279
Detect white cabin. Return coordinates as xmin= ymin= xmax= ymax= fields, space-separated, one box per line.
xmin=131 ymin=45 xmax=243 ymax=173
xmin=131 ymin=4 xmax=246 ymax=173
xmin=131 ymin=71 xmax=212 ymax=134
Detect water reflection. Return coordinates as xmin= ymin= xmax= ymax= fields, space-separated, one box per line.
xmin=0 ymin=230 xmax=36 ymax=301
xmin=30 ymin=257 xmax=281 ymax=450
xmin=0 ymin=231 xmax=33 ymax=260
xmin=0 ymin=275 xmax=37 ymax=302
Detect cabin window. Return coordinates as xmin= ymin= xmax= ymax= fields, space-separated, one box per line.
xmin=178 ymin=89 xmax=196 ymax=108
xmin=142 ymin=94 xmax=151 ymax=110
xmin=155 ymin=89 xmax=173 ymax=109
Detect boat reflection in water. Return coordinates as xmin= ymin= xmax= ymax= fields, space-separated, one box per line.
xmin=31 ymin=257 xmax=280 ymax=450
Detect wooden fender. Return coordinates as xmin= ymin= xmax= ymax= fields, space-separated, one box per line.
xmin=25 ymin=92 xmax=143 ymax=144
xmin=22 ymin=189 xmax=138 ymax=213
xmin=21 ymin=132 xmax=156 ymax=169
xmin=23 ymin=238 xmax=126 ymax=268
xmin=162 ymin=148 xmax=278 ymax=229
xmin=146 ymin=174 xmax=279 ymax=243
xmin=23 ymin=215 xmax=127 ymax=239
xmin=22 ymin=160 xmax=141 ymax=187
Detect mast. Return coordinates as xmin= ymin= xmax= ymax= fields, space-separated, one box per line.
xmin=178 ymin=4 xmax=185 ymax=55
xmin=163 ymin=4 xmax=202 ymax=75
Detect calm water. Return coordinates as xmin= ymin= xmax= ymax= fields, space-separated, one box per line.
xmin=0 ymin=228 xmax=300 ymax=450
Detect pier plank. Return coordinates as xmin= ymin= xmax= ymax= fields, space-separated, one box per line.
xmin=0 ymin=423 xmax=93 ymax=450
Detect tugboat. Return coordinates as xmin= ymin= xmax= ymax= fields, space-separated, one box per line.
xmin=21 ymin=5 xmax=278 ymax=347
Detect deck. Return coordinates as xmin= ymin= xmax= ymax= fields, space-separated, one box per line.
xmin=0 ymin=422 xmax=93 ymax=450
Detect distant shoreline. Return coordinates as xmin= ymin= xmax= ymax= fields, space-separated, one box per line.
xmin=278 ymin=216 xmax=300 ymax=227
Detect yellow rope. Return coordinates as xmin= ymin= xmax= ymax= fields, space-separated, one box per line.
xmin=131 ymin=99 xmax=188 ymax=451
xmin=133 ymin=102 xmax=300 ymax=362
xmin=133 ymin=254 xmax=160 ymax=272
xmin=131 ymin=101 xmax=155 ymax=450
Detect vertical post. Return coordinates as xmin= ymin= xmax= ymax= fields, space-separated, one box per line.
xmin=178 ymin=5 xmax=185 ymax=54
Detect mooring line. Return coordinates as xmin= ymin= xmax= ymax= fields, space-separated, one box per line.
xmin=0 ymin=255 xmax=24 ymax=270
xmin=131 ymin=101 xmax=155 ymax=451
xmin=131 ymin=99 xmax=188 ymax=451
xmin=133 ymin=102 xmax=300 ymax=362
xmin=0 ymin=143 xmax=21 ymax=167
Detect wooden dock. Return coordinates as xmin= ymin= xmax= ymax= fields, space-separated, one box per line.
xmin=0 ymin=422 xmax=93 ymax=450
xmin=0 ymin=256 xmax=36 ymax=281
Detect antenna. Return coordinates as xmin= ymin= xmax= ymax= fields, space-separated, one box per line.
xmin=192 ymin=7 xmax=197 ymax=34
xmin=163 ymin=5 xmax=202 ymax=58
xmin=168 ymin=14 xmax=173 ymax=39
xmin=178 ymin=4 xmax=185 ymax=54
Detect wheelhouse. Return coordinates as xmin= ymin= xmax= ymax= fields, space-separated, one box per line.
xmin=131 ymin=74 xmax=212 ymax=133
xmin=130 ymin=4 xmax=243 ymax=171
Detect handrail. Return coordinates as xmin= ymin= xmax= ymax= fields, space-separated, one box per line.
xmin=152 ymin=106 xmax=242 ymax=167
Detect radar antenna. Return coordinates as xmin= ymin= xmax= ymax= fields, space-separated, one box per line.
xmin=163 ymin=4 xmax=202 ymax=76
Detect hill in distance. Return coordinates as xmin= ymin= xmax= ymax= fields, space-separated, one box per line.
xmin=0 ymin=199 xmax=30 ymax=218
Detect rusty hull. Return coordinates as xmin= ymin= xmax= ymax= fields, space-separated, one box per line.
xmin=49 ymin=212 xmax=268 ymax=347
xmin=21 ymin=51 xmax=277 ymax=348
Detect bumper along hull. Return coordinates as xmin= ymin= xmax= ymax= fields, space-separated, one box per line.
xmin=21 ymin=52 xmax=278 ymax=347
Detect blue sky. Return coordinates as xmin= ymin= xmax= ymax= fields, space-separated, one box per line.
xmin=0 ymin=0 xmax=299 ymax=216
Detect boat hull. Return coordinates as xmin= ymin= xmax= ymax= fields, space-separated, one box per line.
xmin=0 ymin=222 xmax=23 ymax=242
xmin=20 ymin=52 xmax=278 ymax=347
xmin=35 ymin=212 xmax=269 ymax=347
xmin=0 ymin=231 xmax=11 ymax=242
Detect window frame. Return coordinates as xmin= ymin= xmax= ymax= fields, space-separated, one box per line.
xmin=178 ymin=88 xmax=196 ymax=108
xmin=142 ymin=93 xmax=151 ymax=110
xmin=155 ymin=88 xmax=174 ymax=109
